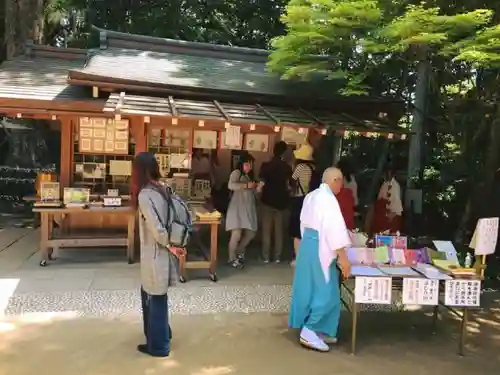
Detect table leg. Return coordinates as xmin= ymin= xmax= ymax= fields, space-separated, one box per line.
xmin=127 ymin=214 xmax=136 ymax=264
xmin=209 ymin=223 xmax=218 ymax=282
xmin=48 ymin=215 xmax=56 ymax=260
xmin=39 ymin=212 xmax=50 ymax=267
xmin=351 ymin=302 xmax=359 ymax=354
xmin=431 ymin=305 xmax=439 ymax=334
xmin=459 ymin=308 xmax=468 ymax=356
xmin=179 ymin=253 xmax=187 ymax=283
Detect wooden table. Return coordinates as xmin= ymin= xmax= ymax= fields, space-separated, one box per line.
xmin=33 ymin=207 xmax=136 ymax=266
xmin=341 ymin=276 xmax=478 ymax=356
xmin=178 ymin=216 xmax=221 ymax=283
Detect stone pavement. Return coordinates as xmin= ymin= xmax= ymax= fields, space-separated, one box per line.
xmin=1 ymin=311 xmax=500 ymax=375
xmin=1 ymin=228 xmax=500 ymax=375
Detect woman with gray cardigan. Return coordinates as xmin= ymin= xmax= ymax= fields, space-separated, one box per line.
xmin=132 ymin=152 xmax=185 ymax=357
xmin=226 ymin=153 xmax=258 ymax=268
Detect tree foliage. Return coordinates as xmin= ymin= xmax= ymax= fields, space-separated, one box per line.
xmin=268 ymin=1 xmax=495 ymax=96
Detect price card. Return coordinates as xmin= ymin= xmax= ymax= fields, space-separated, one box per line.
xmin=354 ymin=277 xmax=392 ymax=304
xmin=444 ymin=280 xmax=481 ymax=307
xmin=402 ymin=278 xmax=439 ymax=305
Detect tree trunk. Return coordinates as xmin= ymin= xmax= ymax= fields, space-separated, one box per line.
xmin=454 ymin=108 xmax=500 ymax=244
xmin=406 ymin=52 xmax=430 ymax=189
xmin=5 ymin=0 xmax=45 ymax=59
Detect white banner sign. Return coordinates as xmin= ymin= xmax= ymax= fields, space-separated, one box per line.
xmin=354 ymin=277 xmax=392 ymax=304
xmin=402 ymin=278 xmax=439 ymax=305
xmin=444 ymin=280 xmax=481 ymax=307
xmin=224 ymin=125 xmax=242 ymax=148
xmin=472 ymin=217 xmax=499 ymax=256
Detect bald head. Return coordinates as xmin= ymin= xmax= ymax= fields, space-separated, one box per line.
xmin=322 ymin=167 xmax=344 ymax=194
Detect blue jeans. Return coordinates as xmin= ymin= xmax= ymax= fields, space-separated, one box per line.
xmin=140 ymin=287 xmax=172 ymax=356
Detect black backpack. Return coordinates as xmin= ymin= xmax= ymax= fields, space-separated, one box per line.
xmin=306 ymin=164 xmax=321 ymax=191
xmin=309 ymin=169 xmax=321 ymax=191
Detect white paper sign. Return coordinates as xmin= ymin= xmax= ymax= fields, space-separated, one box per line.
xmin=433 ymin=240 xmax=459 ymax=263
xmin=225 ymin=125 xmax=242 ymax=148
xmin=444 ymin=280 xmax=481 ymax=307
xmin=354 ymin=277 xmax=392 ymax=304
xmin=474 ymin=218 xmax=499 ymax=256
xmin=402 ymin=278 xmax=439 ymax=305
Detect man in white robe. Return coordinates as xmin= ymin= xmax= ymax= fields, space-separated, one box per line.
xmin=288 ymin=167 xmax=352 ymax=352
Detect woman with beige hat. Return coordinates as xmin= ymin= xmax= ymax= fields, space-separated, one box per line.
xmin=289 ymin=143 xmax=317 ymax=266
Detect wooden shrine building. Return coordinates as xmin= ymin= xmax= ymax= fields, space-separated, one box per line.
xmin=0 ymin=27 xmax=407 ymax=233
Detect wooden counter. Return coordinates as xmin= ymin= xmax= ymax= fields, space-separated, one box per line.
xmin=33 ymin=206 xmax=136 ymax=266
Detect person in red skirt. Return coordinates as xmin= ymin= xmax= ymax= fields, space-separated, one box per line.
xmin=370 ymin=167 xmax=403 ymax=234
xmin=335 ymin=186 xmax=355 ymax=230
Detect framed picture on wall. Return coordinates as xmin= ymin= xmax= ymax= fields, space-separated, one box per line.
xmin=220 ymin=130 xmax=243 ymax=150
xmin=281 ymin=126 xmax=309 ymax=146
xmin=193 ymin=130 xmax=217 ymax=149
xmin=244 ymin=134 xmax=269 ymax=152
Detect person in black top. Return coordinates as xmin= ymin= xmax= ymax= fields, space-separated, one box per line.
xmin=259 ymin=141 xmax=293 ymax=263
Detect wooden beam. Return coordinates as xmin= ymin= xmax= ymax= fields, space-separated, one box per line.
xmin=59 ymin=117 xmax=73 ymax=192
xmin=0 ymin=107 xmax=109 ymax=117
xmin=168 ymin=96 xmax=178 ymax=116
xmin=339 ymin=112 xmax=374 ymax=130
xmin=115 ymin=91 xmax=125 ymax=115
xmin=213 ymin=100 xmax=231 ymax=121
xmin=298 ymin=108 xmax=326 ymax=127
xmin=256 ymin=104 xmax=279 ymax=124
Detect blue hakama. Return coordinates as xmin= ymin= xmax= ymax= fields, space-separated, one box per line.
xmin=288 ymin=228 xmax=341 ymax=338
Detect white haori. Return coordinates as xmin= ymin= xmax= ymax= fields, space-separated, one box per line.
xmin=300 ymin=183 xmax=351 ymax=282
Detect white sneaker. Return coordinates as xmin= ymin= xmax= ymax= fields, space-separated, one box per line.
xmin=275 ymin=260 xmax=281 ymax=264
xmin=290 ymin=260 xmax=296 ymax=267
xmin=318 ymin=333 xmax=338 ymax=344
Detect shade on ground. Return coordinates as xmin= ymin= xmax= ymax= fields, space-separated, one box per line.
xmin=1 ymin=311 xmax=499 ymax=375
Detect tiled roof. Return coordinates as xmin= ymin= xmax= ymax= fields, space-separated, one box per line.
xmin=68 ymin=47 xmax=345 ymax=100
xmin=95 ymin=26 xmax=269 ymax=63
xmin=0 ymin=45 xmax=89 ymax=101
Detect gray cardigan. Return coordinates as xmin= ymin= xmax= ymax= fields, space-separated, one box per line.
xmin=138 ymin=185 xmax=179 ymax=295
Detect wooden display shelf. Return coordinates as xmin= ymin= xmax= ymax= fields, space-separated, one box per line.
xmin=33 ymin=206 xmax=136 ymax=266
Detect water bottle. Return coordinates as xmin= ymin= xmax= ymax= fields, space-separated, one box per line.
xmin=464 ymin=252 xmax=472 ymax=268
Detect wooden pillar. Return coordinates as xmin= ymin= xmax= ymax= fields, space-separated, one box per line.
xmin=131 ymin=116 xmax=147 ymax=154
xmin=59 ymin=117 xmax=73 ymax=191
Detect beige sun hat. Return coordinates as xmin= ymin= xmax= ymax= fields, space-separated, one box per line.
xmin=293 ymin=143 xmax=314 ymax=161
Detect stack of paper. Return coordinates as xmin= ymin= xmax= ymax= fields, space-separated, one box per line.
xmin=374 ymin=246 xmax=390 ymax=264
xmin=433 ymin=240 xmax=459 ymax=264
xmin=432 ymin=259 xmax=458 ymax=271
xmin=404 ymin=249 xmax=430 ymax=265
xmin=350 ymin=231 xmax=368 ymax=247
xmin=389 ymin=248 xmax=406 ymax=264
xmin=378 ymin=266 xmax=420 ymax=277
xmin=375 ymin=235 xmax=393 ymax=247
xmin=347 ymin=247 xmax=376 ymax=264
xmin=351 ymin=265 xmax=386 ymax=277
xmin=375 ymin=235 xmax=408 ymax=249
xmin=414 ymin=263 xmax=452 ymax=280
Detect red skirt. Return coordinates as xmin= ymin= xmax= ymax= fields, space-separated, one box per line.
xmin=336 ymin=188 xmax=355 ymax=230
xmin=370 ymin=199 xmax=402 ymax=234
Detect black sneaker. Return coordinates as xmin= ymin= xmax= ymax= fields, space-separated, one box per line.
xmin=229 ymin=259 xmax=244 ymax=269
xmin=237 ymin=254 xmax=245 ymax=264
